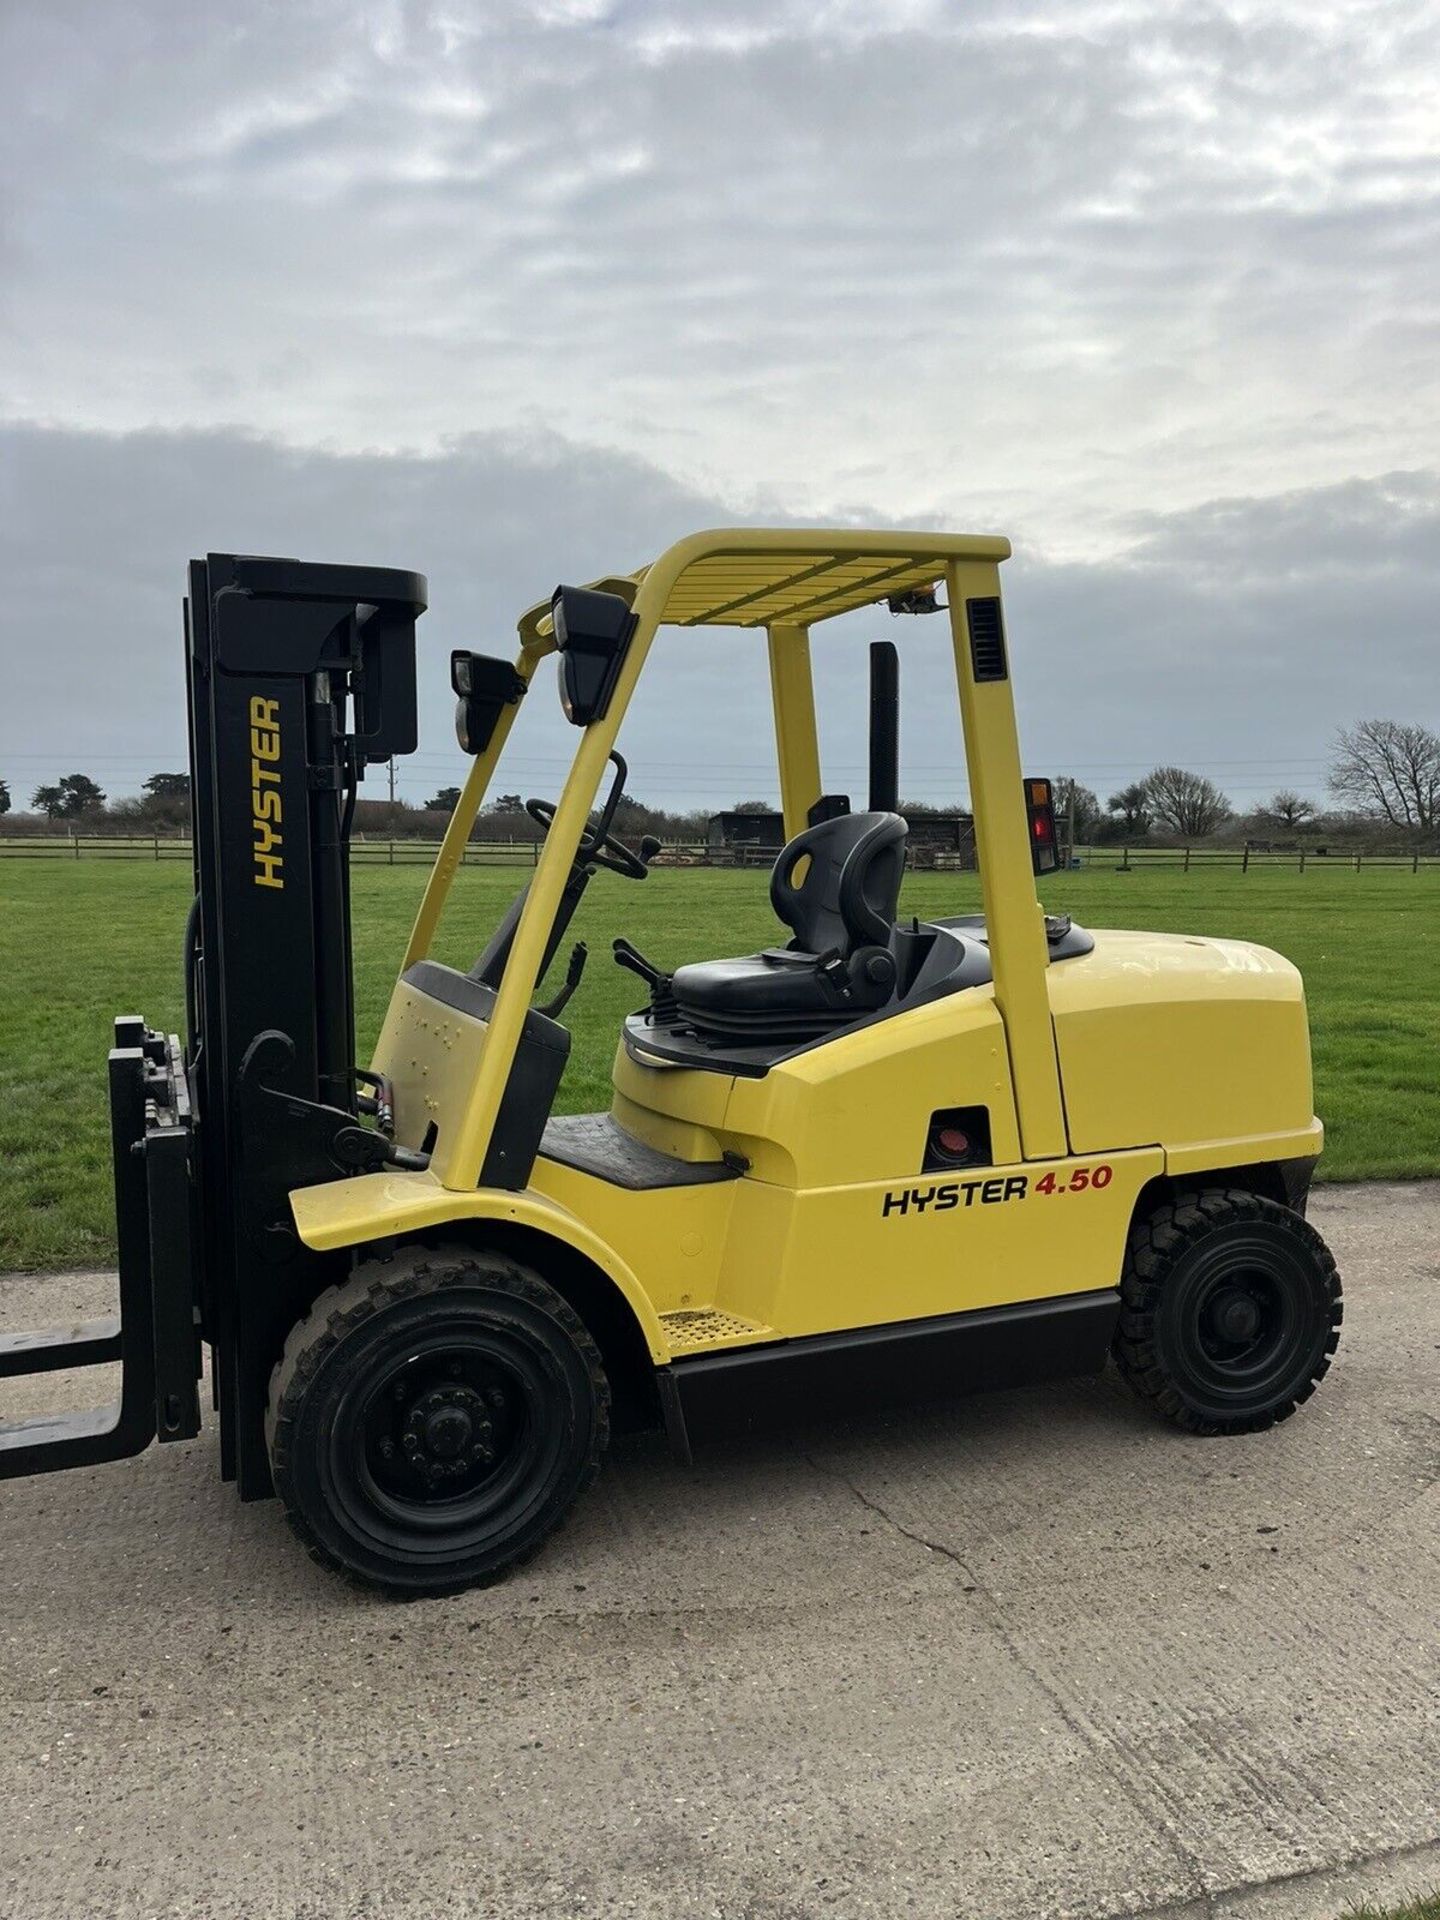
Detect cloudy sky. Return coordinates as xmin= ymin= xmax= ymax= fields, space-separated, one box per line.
xmin=2 ymin=0 xmax=1437 ymax=812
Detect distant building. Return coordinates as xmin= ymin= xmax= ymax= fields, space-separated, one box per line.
xmin=905 ymin=813 xmax=976 ymax=868
xmin=708 ymin=810 xmax=786 ymax=855
xmin=708 ymin=807 xmax=975 ymax=869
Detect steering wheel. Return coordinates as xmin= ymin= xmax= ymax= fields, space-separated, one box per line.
xmin=525 ymin=797 xmax=651 ymax=880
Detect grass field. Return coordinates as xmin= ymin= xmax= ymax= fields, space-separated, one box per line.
xmin=2 ymin=859 xmax=1437 ymax=1270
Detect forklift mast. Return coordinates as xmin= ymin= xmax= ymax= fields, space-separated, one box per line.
xmin=0 ymin=556 xmax=426 ymax=1498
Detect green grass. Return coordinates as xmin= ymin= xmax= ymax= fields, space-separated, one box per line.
xmin=1343 ymin=1897 xmax=1440 ymax=1920
xmin=2 ymin=860 xmax=1438 ymax=1270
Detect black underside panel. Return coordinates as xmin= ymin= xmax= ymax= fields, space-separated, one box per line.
xmin=663 ymin=1289 xmax=1120 ymax=1453
xmin=538 ymin=1113 xmax=738 ymax=1190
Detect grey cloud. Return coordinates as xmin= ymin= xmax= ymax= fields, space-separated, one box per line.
xmin=2 ymin=422 xmax=1435 ymax=816
xmin=1 ymin=1 xmax=1436 ymax=547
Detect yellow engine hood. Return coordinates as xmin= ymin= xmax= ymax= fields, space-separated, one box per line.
xmin=1049 ymin=928 xmax=1319 ymax=1165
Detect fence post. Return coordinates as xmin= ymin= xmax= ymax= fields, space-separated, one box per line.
xmin=1355 ymin=850 xmax=1361 ymax=873
xmin=1183 ymin=846 xmax=1190 ymax=873
xmin=389 ymin=838 xmax=395 ymax=867
xmin=74 ymin=831 xmax=81 ymax=861
xmin=1242 ymin=845 xmax=1249 ymax=873
xmin=154 ymin=832 xmax=160 ymax=863
xmin=532 ymin=840 xmax=539 ymax=867
xmin=1122 ymin=844 xmax=1130 ymax=872
xmin=1299 ymin=849 xmax=1306 ymax=874
xmin=1414 ymin=849 xmax=1420 ymax=875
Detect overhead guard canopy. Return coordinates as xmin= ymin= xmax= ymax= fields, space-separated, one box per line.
xmin=517 ymin=528 xmax=1011 ymax=648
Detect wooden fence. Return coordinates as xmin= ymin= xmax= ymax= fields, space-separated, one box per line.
xmin=0 ymin=834 xmax=756 ymax=868
xmin=4 ymin=833 xmax=1439 ymax=874
xmin=1077 ymin=844 xmax=1440 ymax=873
xmin=0 ymin=833 xmax=541 ymax=866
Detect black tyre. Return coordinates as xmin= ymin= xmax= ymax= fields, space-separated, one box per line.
xmin=1113 ymin=1188 xmax=1342 ymax=1435
xmin=267 ymin=1248 xmax=609 ymax=1595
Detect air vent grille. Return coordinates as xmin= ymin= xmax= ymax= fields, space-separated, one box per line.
xmin=966 ymin=597 xmax=1008 ymax=682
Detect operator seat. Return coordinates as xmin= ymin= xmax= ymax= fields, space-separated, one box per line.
xmin=670 ymin=811 xmax=908 ymax=1043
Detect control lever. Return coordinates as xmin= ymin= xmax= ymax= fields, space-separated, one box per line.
xmin=537 ymin=941 xmax=588 ymax=1019
xmin=612 ymin=936 xmax=665 ymax=989
xmin=613 ymin=936 xmax=677 ymax=1023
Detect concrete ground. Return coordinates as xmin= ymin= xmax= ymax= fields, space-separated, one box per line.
xmin=0 ymin=1183 xmax=1436 ymax=1920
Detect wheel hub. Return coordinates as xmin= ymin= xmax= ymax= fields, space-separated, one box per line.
xmin=1210 ymin=1287 xmax=1263 ymax=1344
xmin=399 ymin=1384 xmax=495 ymax=1487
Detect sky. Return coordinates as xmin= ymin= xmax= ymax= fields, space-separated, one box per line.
xmin=2 ymin=0 xmax=1437 ymax=813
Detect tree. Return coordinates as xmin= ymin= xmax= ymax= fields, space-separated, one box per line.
xmin=1107 ymin=782 xmax=1152 ymax=837
xmin=1262 ymin=789 xmax=1316 ymax=831
xmin=0 ymin=779 xmax=10 ymax=815
xmin=31 ymin=773 xmax=106 ymax=819
xmin=1142 ymin=765 xmax=1231 ymax=838
xmin=1328 ymin=719 xmax=1440 ymax=833
xmin=489 ymin=793 xmax=525 ymax=815
xmin=427 ymin=787 xmax=462 ymax=812
xmin=731 ymin=800 xmax=775 ymax=814
xmin=1054 ymin=778 xmax=1102 ymax=841
xmin=143 ymin=772 xmax=190 ymax=800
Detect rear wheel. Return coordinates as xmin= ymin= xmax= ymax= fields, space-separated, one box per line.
xmin=267 ymin=1248 xmax=609 ymax=1594
xmin=1114 ymin=1188 xmax=1342 ymax=1435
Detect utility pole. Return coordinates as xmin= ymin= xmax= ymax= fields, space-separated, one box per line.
xmin=388 ymin=757 xmax=396 ymax=807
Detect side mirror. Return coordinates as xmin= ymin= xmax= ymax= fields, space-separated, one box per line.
xmin=551 ymin=585 xmax=636 ymax=728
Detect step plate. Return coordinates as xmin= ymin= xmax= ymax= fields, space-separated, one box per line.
xmin=659 ymin=1308 xmax=776 ymax=1358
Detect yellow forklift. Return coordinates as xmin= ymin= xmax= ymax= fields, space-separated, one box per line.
xmin=0 ymin=530 xmax=1341 ymax=1594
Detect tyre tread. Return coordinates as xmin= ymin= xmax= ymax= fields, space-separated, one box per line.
xmin=1113 ymin=1186 xmax=1342 ymax=1436
xmin=266 ymin=1246 xmax=610 ymax=1595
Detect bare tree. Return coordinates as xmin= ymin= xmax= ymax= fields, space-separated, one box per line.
xmin=1261 ymin=789 xmax=1316 ymax=831
xmin=1054 ymin=777 xmax=1102 ymax=841
xmin=1328 ymin=719 xmax=1440 ymax=832
xmin=1142 ymin=766 xmax=1231 ymax=838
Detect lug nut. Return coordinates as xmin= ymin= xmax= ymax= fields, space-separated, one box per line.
xmin=378 ymin=1437 xmax=396 ymax=1460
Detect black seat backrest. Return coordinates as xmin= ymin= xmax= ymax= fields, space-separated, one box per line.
xmin=769 ymin=810 xmax=907 ymax=956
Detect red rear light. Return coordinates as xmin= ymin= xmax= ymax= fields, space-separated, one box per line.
xmin=1025 ymin=777 xmax=1059 ymax=874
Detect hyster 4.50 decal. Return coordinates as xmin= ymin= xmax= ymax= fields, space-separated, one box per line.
xmin=881 ymin=1163 xmax=1114 ymax=1217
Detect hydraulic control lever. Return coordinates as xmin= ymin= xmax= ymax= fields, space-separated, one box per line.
xmin=612 ymin=936 xmax=665 ymax=990
xmin=612 ymin=937 xmax=677 ymax=1023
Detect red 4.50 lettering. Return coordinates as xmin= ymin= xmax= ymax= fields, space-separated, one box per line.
xmin=1035 ymin=1163 xmax=1114 ymax=1196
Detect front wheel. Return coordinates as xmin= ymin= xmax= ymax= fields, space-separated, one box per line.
xmin=267 ymin=1248 xmax=609 ymax=1594
xmin=1114 ymin=1188 xmax=1342 ymax=1435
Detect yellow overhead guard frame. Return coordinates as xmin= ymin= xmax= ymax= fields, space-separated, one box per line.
xmin=398 ymin=528 xmax=1066 ymax=1194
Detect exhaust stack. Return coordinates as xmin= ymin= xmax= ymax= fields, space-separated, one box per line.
xmin=868 ymin=640 xmax=900 ymax=814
